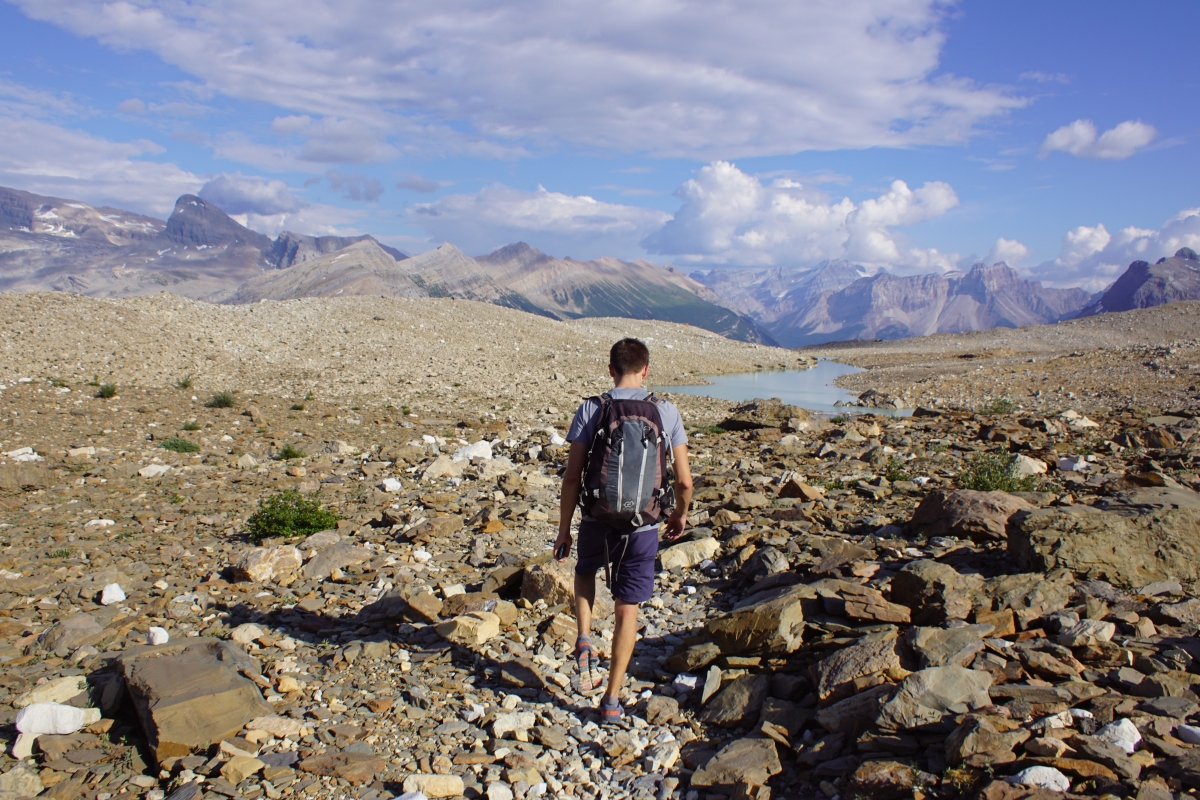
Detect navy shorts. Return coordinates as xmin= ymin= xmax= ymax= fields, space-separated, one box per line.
xmin=575 ymin=521 xmax=659 ymax=604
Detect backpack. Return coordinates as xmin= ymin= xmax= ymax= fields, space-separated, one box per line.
xmin=579 ymin=392 xmax=672 ymax=531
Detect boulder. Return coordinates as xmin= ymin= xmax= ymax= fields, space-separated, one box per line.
xmin=422 ymin=455 xmax=462 ymax=480
xmin=816 ymin=683 xmax=896 ymax=734
xmin=659 ymin=537 xmax=720 ymax=571
xmin=876 ymin=665 xmax=992 ymax=731
xmin=522 ymin=558 xmax=613 ymax=618
xmin=816 ymin=630 xmax=903 ymax=702
xmin=0 ymin=763 xmax=42 ymax=798
xmin=303 ymin=543 xmax=371 ymax=580
xmin=703 ymin=586 xmax=807 ymax=655
xmin=122 ymin=640 xmax=272 ymax=764
xmin=1005 ymin=766 xmax=1070 ymax=792
xmin=911 ymin=490 xmax=1034 ymax=543
xmin=689 ymin=738 xmax=782 ymax=790
xmin=891 ymin=560 xmax=984 ymax=624
xmin=982 ymin=571 xmax=1074 ymax=629
xmin=909 ymin=624 xmax=993 ymax=668
xmin=39 ymin=613 xmax=103 ymax=652
xmin=299 ymin=752 xmax=388 ymax=785
xmin=730 ymin=492 xmax=770 ymax=511
xmin=13 ymin=676 xmax=88 ymax=708
xmin=436 ymin=611 xmax=500 ymax=645
xmin=946 ymin=715 xmax=1030 ymax=766
xmin=1057 ymin=619 xmax=1116 ymax=647
xmin=402 ymin=774 xmax=465 ymax=798
xmin=718 ymin=398 xmax=808 ymax=431
xmin=1009 ymin=499 xmax=1200 ymax=589
xmin=847 ymin=760 xmax=919 ymax=800
xmin=700 ymin=674 xmax=769 ymax=728
xmin=231 ymin=546 xmax=302 ymax=582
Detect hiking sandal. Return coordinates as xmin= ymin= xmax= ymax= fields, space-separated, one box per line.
xmin=574 ymin=638 xmax=604 ymax=695
xmin=598 ymin=695 xmax=624 ymax=725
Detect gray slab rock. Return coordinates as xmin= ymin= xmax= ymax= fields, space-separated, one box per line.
xmin=689 ymin=737 xmax=782 ymax=790
xmin=911 ymin=489 xmax=1034 ymax=543
xmin=876 ymin=665 xmax=993 ymax=731
xmin=702 ymin=585 xmax=808 ymax=654
xmin=891 ymin=560 xmax=985 ymax=624
xmin=909 ymin=624 xmax=993 ymax=668
xmin=816 ymin=629 xmax=903 ymax=702
xmin=700 ymin=674 xmax=769 ymax=728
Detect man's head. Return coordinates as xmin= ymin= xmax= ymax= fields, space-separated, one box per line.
xmin=609 ymin=337 xmax=650 ymax=384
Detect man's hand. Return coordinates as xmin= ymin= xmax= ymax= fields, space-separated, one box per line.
xmin=553 ymin=529 xmax=573 ymax=561
xmin=663 ymin=509 xmax=688 ymax=541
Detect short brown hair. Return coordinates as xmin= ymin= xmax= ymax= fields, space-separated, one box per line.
xmin=610 ymin=337 xmax=650 ymax=376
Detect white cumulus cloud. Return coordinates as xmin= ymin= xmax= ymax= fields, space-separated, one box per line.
xmin=986 ymin=237 xmax=1030 ymax=267
xmin=1033 ymin=208 xmax=1200 ymax=291
xmin=408 ymin=183 xmax=671 ymax=258
xmin=642 ymin=161 xmax=959 ymax=269
xmin=11 ymin=0 xmax=1022 ymax=160
xmin=1040 ymin=119 xmax=1157 ymax=160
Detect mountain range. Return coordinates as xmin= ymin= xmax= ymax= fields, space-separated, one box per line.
xmin=1 ymin=183 xmax=1194 ymax=347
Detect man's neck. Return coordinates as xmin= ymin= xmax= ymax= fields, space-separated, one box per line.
xmin=613 ymin=377 xmax=644 ymax=389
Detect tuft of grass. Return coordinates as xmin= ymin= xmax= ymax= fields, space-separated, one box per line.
xmin=305 ymin=391 xmax=315 ymax=401
xmin=959 ymin=452 xmax=1035 ymax=493
xmin=830 ymin=414 xmax=849 ymax=424
xmin=96 ymin=383 xmax=117 ymax=399
xmin=401 ymin=405 xmax=411 ymax=416
xmin=245 ymin=490 xmax=338 ymax=542
xmin=694 ymin=425 xmax=727 ymax=435
xmin=883 ymin=458 xmax=910 ymax=483
xmin=168 ymin=493 xmax=185 ymax=504
xmin=49 ymin=548 xmax=74 ymax=559
xmin=176 ymin=375 xmax=193 ymax=390
xmin=277 ymin=443 xmax=306 ymax=460
xmin=982 ymin=398 xmax=1017 ymax=415
xmin=49 ymin=378 xmax=67 ymax=388
xmin=160 ymin=436 xmax=200 ymax=453
xmin=290 ymin=403 xmax=305 ymax=411
xmin=182 ymin=420 xmax=202 ymax=431
xmin=205 ymin=391 xmax=236 ymax=409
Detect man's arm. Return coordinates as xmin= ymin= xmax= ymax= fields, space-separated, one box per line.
xmin=663 ymin=443 xmax=693 ymax=540
xmin=554 ymin=440 xmax=588 ymax=561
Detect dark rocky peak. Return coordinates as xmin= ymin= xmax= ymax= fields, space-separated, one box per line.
xmin=268 ymin=232 xmax=407 ymax=269
xmin=0 ymin=186 xmax=38 ymax=231
xmin=955 ymin=262 xmax=1023 ymax=300
xmin=1176 ymin=247 xmax=1198 ymax=261
xmin=164 ymin=195 xmax=272 ymax=250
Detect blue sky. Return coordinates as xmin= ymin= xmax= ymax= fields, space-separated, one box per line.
xmin=1 ymin=1 xmax=1197 ymax=291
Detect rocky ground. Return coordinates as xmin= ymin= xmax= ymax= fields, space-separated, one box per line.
xmin=3 ymin=293 xmax=1200 ymax=800
xmin=807 ymin=300 xmax=1200 ymax=415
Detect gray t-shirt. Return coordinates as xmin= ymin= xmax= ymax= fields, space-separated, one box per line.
xmin=566 ymin=388 xmax=687 ymax=449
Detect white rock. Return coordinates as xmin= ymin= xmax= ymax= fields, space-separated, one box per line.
xmin=486 ymin=783 xmax=514 ymax=800
xmin=1006 ymin=766 xmax=1070 ymax=792
xmin=1012 ymin=455 xmax=1048 ymax=477
xmin=246 ymin=715 xmax=310 ymax=738
xmin=413 ymin=550 xmax=433 ymax=563
xmin=99 ymin=583 xmax=126 ymax=605
xmin=4 ymin=446 xmax=42 ymax=462
xmin=147 ymin=627 xmax=169 ymax=646
xmin=237 ymin=453 xmax=258 ymax=469
xmin=84 ymin=519 xmax=115 ymax=528
xmin=14 ymin=676 xmax=87 ymax=708
xmin=422 ymin=435 xmax=437 ymax=445
xmin=659 ymin=538 xmax=721 ymax=571
xmin=549 ymin=433 xmax=566 ymax=446
xmin=68 ymin=446 xmax=96 ymax=457
xmin=1095 ymin=718 xmax=1141 ymax=753
xmin=397 ymin=794 xmax=428 ymax=800
xmin=673 ymin=674 xmax=698 ymax=692
xmin=1176 ymin=724 xmax=1200 ymax=744
xmin=491 ymin=711 xmax=536 ymax=738
xmin=1057 ymin=456 xmax=1088 ymax=473
xmin=11 ymin=732 xmax=37 ymax=759
xmin=138 ymin=464 xmax=171 ymax=478
xmin=379 ymin=477 xmax=403 ymax=492
xmin=453 ymin=440 xmax=493 ymax=462
xmin=15 ymin=703 xmax=101 ymax=735
xmin=230 ymin=623 xmax=266 ymax=645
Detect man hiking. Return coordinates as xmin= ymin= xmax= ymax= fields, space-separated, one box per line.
xmin=553 ymin=337 xmax=693 ymax=724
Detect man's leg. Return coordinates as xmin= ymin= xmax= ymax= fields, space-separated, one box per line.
xmin=604 ymin=600 xmax=639 ymax=701
xmin=574 ymin=572 xmax=596 ymax=639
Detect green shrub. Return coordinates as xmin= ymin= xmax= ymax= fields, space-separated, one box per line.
xmin=883 ymin=458 xmax=910 ymax=483
xmin=982 ymin=398 xmax=1017 ymax=415
xmin=277 ymin=443 xmax=306 ymax=460
xmin=830 ymin=414 xmax=849 ymax=424
xmin=206 ymin=391 xmax=236 ymax=409
xmin=182 ymin=420 xmax=202 ymax=431
xmin=96 ymin=383 xmax=117 ymax=399
xmin=160 ymin=436 xmax=200 ymax=453
xmin=176 ymin=375 xmax=193 ymax=390
xmin=290 ymin=402 xmax=305 ymax=411
xmin=49 ymin=548 xmax=74 ymax=559
xmin=49 ymin=378 xmax=67 ymax=388
xmin=245 ymin=490 xmax=338 ymax=542
xmin=959 ymin=452 xmax=1035 ymax=493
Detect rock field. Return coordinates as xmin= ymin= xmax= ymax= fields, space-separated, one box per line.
xmin=2 ymin=292 xmax=1200 ymax=800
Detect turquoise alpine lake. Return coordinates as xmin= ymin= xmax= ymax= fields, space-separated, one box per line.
xmin=653 ymin=360 xmax=909 ymax=416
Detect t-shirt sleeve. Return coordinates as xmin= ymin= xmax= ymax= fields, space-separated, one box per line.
xmin=662 ymin=402 xmax=687 ymax=448
xmin=566 ymin=399 xmax=598 ymax=443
